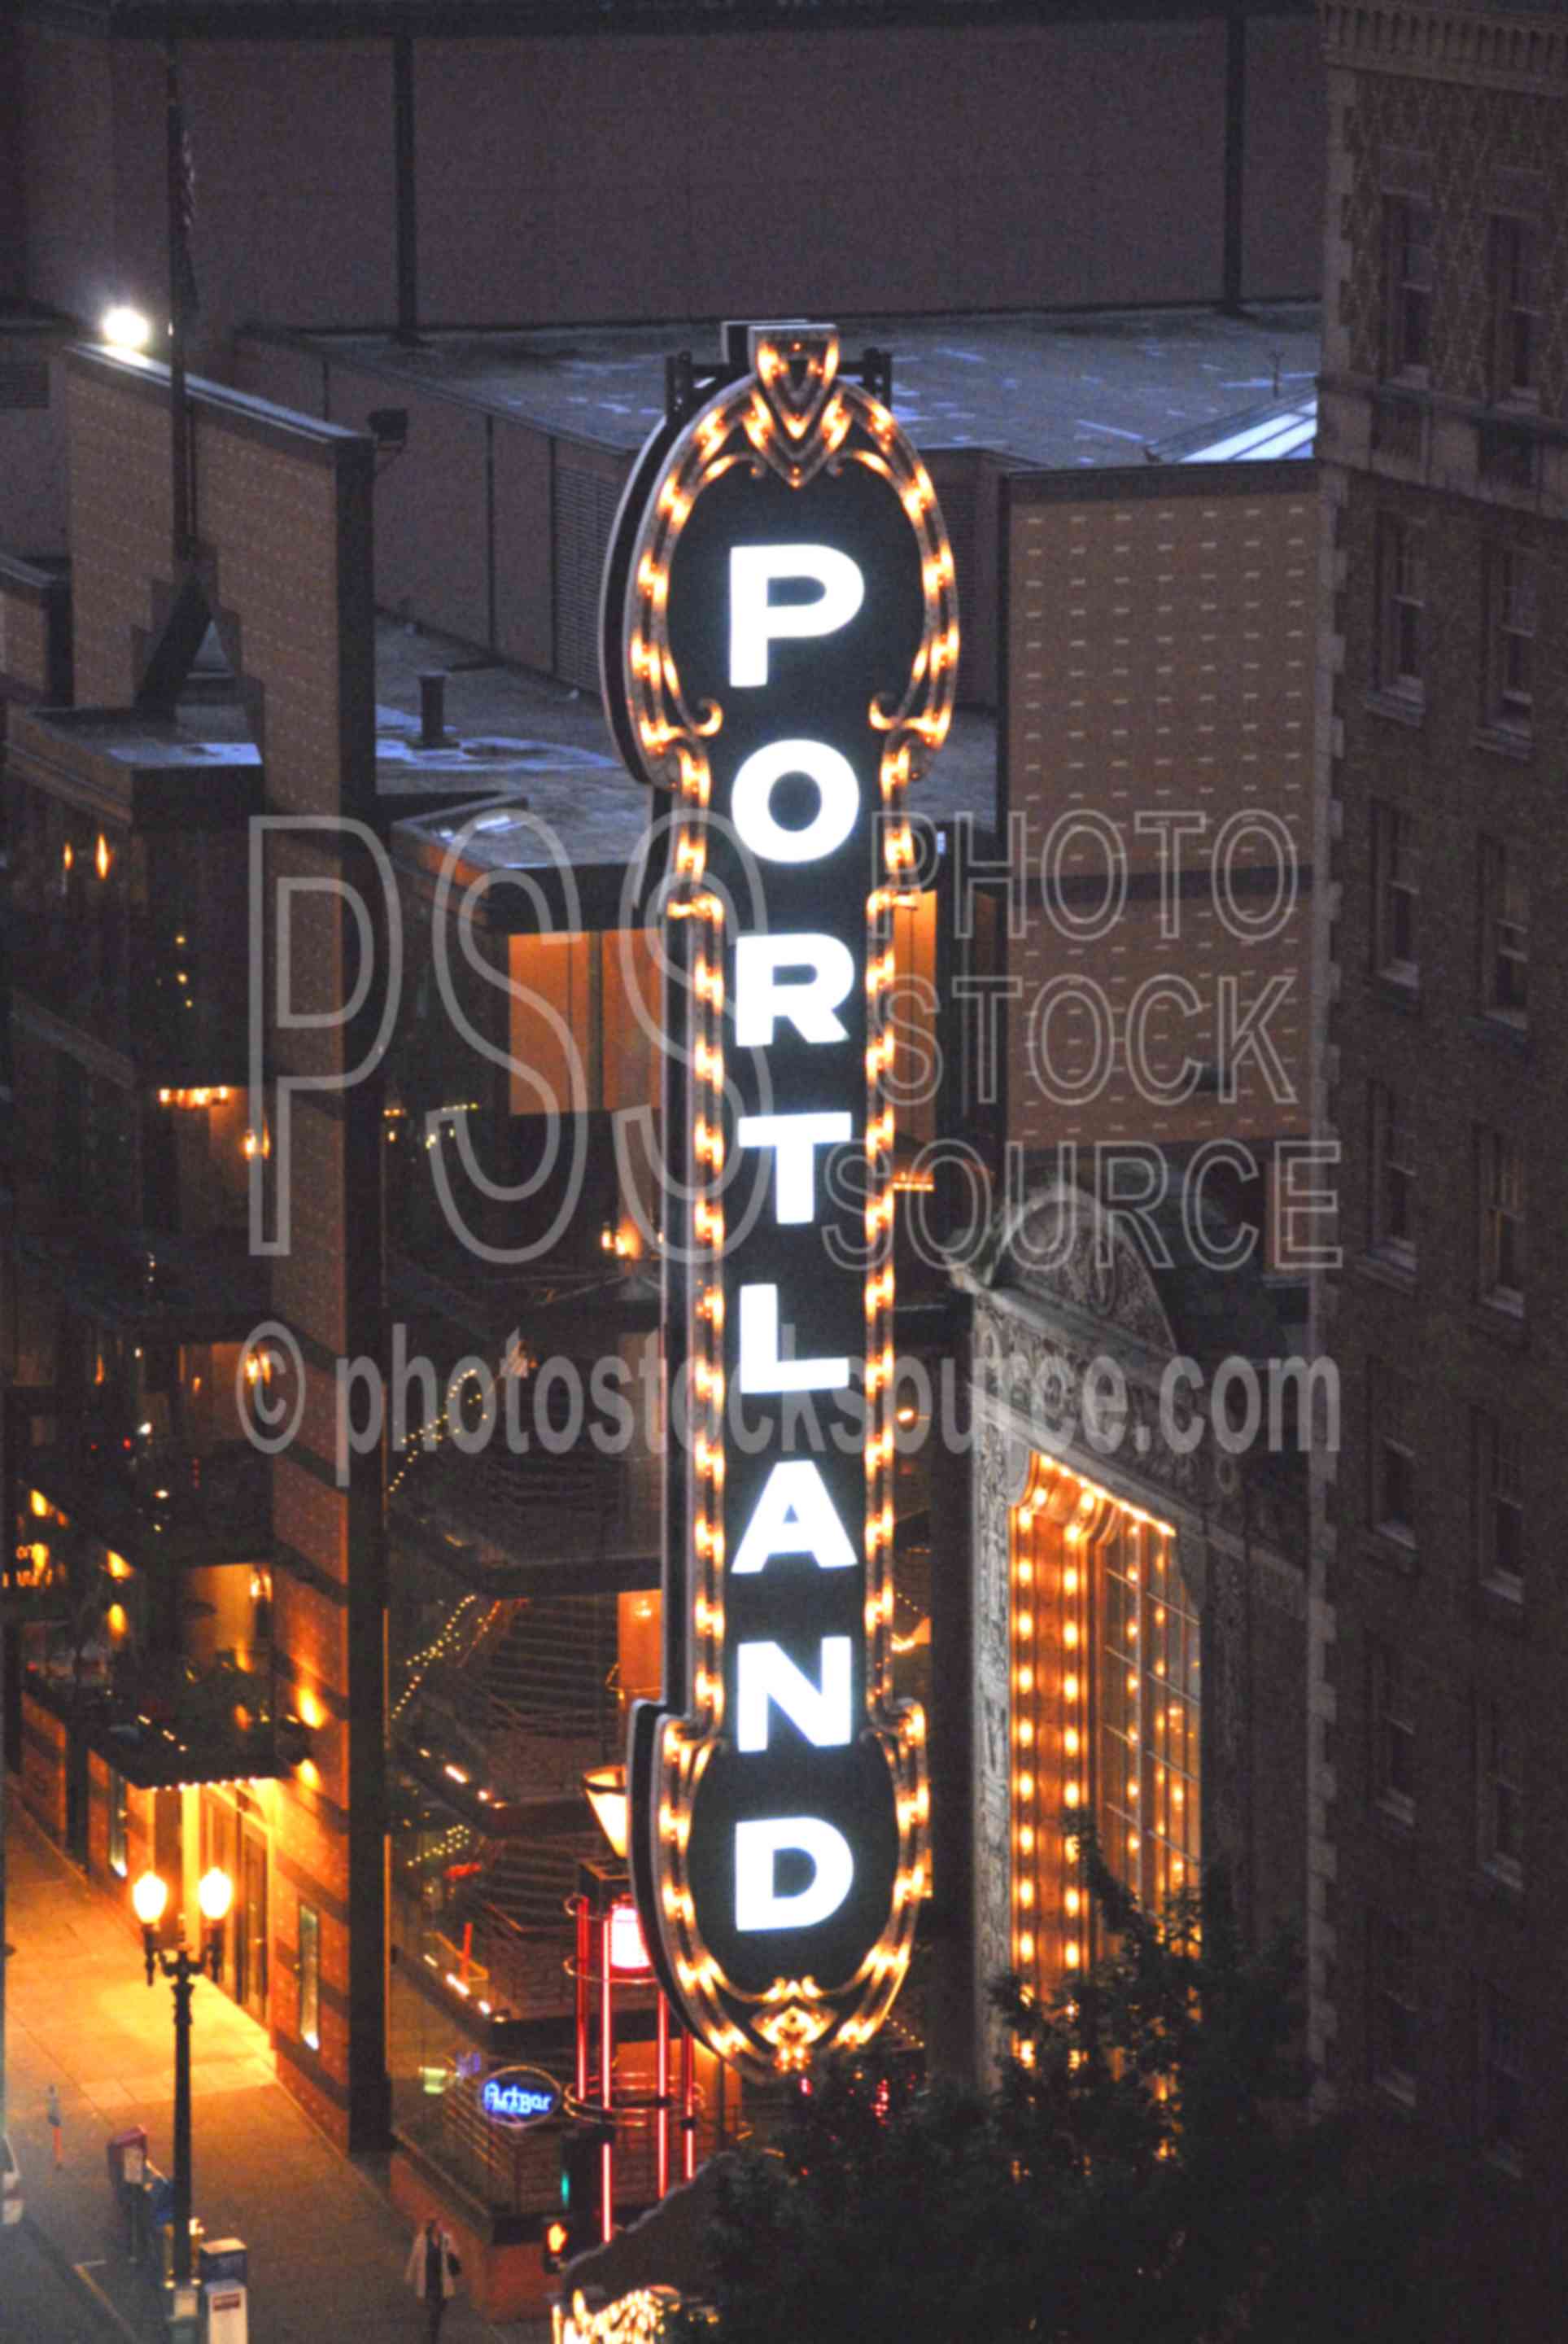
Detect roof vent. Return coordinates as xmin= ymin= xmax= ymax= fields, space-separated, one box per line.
xmin=417 ymin=670 xmax=448 ymax=749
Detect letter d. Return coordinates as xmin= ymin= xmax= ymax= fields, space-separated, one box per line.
xmin=734 ymin=1816 xmax=854 ymax=1931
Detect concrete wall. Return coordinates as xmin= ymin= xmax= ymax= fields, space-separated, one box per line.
xmin=415 ymin=16 xmax=1321 ymax=326
xmin=19 ymin=15 xmax=1323 ymax=356
xmin=0 ymin=21 xmax=25 ymax=302
xmin=17 ymin=28 xmax=115 ymax=326
xmin=235 ymin=335 xmax=1006 ymax=701
xmin=235 ymin=335 xmax=635 ymax=686
xmin=18 ymin=24 xmax=395 ymax=351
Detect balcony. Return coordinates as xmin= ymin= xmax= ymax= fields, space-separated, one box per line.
xmin=21 ymin=1643 xmax=289 ymax=1792
xmin=21 ymin=1415 xmax=271 ymax=1574
xmin=12 ymin=1218 xmax=268 ymax=1341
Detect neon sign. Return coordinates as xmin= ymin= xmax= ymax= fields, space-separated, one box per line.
xmin=604 ymin=323 xmax=955 ymax=2074
xmin=481 ymin=2067 xmax=562 ymax=2128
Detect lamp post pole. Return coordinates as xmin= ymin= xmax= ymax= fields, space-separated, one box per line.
xmin=168 ymin=1948 xmax=199 ymax=2286
xmin=134 ymin=1868 xmax=231 ymax=2294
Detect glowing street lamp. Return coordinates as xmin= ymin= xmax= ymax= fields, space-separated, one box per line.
xmin=131 ymin=1870 xmax=169 ymax=1930
xmin=583 ymin=1765 xmax=629 ymax=1861
xmin=133 ymin=1868 xmax=232 ymax=2291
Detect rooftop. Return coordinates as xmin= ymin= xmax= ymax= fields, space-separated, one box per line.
xmin=372 ymin=613 xmax=1005 ymax=871
xmin=307 ymin=301 xmax=1320 ymax=468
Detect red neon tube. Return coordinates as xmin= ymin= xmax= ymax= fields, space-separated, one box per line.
xmin=656 ymin=1992 xmax=670 ymax=2200
xmin=574 ymin=1896 xmax=589 ymax=2107
xmin=681 ymin=2027 xmax=697 ymax=2183
xmin=599 ymin=1906 xmax=614 ymax=2243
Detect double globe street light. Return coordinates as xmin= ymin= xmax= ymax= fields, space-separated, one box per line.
xmin=131 ymin=1865 xmax=234 ymax=2294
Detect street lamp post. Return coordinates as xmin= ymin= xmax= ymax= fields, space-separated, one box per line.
xmin=132 ymin=1867 xmax=233 ymax=2291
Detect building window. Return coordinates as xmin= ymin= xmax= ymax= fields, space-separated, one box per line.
xmin=108 ymin=1770 xmax=129 ymax=1877
xmin=1369 ymin=1362 xmax=1416 ymax=1546
xmin=1383 ymin=198 xmax=1435 ymax=377
xmin=1097 ymin=1516 xmax=1201 ymax=1922
xmin=1369 ymin=1638 xmax=1415 ymax=1821
xmin=1477 ymin=1127 xmax=1526 ymax=1311
xmin=1478 ymin=838 xmax=1527 ymax=1024
xmin=1008 ymin=1466 xmax=1199 ymax=2005
xmin=1372 ymin=803 xmax=1418 ymax=982
xmin=1370 ymin=1911 xmax=1417 ymax=2101
xmin=1490 ymin=216 xmax=1540 ymax=403
xmin=1375 ymin=513 xmax=1426 ymax=702
xmin=1474 ymin=1409 xmax=1524 ymax=1596
xmin=1478 ymin=1984 xmax=1526 ymax=2171
xmin=1369 ymin=1083 xmax=1415 ymax=1263
xmin=1478 ymin=1698 xmax=1523 ymax=1887
xmin=299 ymin=1903 xmax=321 ymax=2051
xmin=1484 ymin=547 xmax=1536 ymax=738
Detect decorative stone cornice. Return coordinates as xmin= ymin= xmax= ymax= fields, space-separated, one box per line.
xmin=961 ymin=1179 xmax=1177 ymax=1363
xmin=961 ymin=1183 xmax=1309 ymax=1566
xmin=1320 ymin=0 xmax=1568 ymax=95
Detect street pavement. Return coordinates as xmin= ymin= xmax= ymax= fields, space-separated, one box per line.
xmin=3 ymin=1808 xmax=549 ymax=2344
xmin=2 ymin=2207 xmax=121 ymax=2343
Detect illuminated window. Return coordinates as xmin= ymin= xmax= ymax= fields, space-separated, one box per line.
xmin=1369 ymin=1083 xmax=1415 ymax=1264
xmin=1368 ymin=1638 xmax=1414 ymax=1822
xmin=1370 ymin=1911 xmax=1417 ymax=2101
xmin=1490 ymin=216 xmax=1540 ymax=403
xmin=1375 ymin=513 xmax=1425 ymax=702
xmin=1477 ymin=1127 xmax=1526 ymax=1311
xmin=1371 ymin=803 xmax=1418 ymax=984
xmin=108 ymin=1770 xmax=129 ymax=1877
xmin=1007 ymin=1463 xmax=1195 ymax=2006
xmin=505 ymin=931 xmax=659 ymax=1120
xmin=1382 ymin=197 xmax=1434 ymax=377
xmin=1369 ymin=1362 xmax=1416 ymax=1546
xmin=1478 ymin=1983 xmax=1526 ymax=2171
xmin=1097 ymin=1520 xmax=1200 ymax=1923
xmin=1473 ymin=1409 xmax=1524 ymax=1597
xmin=1477 ymin=1698 xmax=1523 ymax=1888
xmin=299 ymin=1904 xmax=321 ymax=2050
xmin=1478 ymin=838 xmax=1528 ymax=1024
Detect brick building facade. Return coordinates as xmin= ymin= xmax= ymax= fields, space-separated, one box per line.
xmin=1312 ymin=0 xmax=1568 ymax=2294
xmin=1002 ymin=463 xmax=1317 ymax=1209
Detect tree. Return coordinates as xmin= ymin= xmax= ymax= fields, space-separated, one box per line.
xmin=679 ymin=1824 xmax=1457 ymax=2344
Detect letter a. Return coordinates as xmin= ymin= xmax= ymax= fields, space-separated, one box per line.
xmin=731 ymin=1459 xmax=858 ymax=1575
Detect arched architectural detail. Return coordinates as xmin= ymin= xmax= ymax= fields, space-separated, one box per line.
xmin=973 ymin=1179 xmax=1179 ymax=1358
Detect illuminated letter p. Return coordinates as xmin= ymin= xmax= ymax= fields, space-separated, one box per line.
xmin=729 ymin=546 xmax=865 ymax=688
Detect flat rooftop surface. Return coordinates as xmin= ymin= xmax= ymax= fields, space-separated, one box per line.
xmin=308 ymin=302 xmax=1320 ymax=466
xmin=373 ymin=614 xmax=1002 ymax=858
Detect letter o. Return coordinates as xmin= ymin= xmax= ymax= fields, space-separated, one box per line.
xmin=732 ymin=740 xmax=859 ymax=865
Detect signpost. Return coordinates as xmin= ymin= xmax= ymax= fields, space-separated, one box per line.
xmin=603 ymin=322 xmax=957 ymax=2076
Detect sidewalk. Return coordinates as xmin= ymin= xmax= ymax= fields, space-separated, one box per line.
xmin=4 ymin=1805 xmax=548 ymax=2344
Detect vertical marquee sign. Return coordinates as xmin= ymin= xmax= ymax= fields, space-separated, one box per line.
xmin=601 ymin=323 xmax=957 ymax=2075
